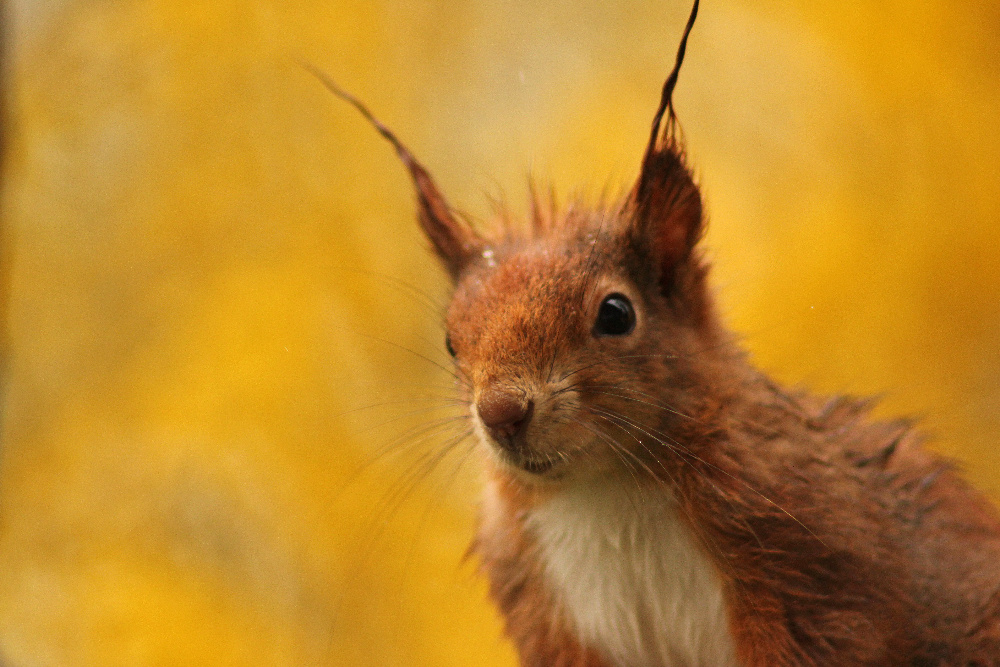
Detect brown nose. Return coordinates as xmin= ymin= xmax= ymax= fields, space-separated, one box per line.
xmin=477 ymin=386 xmax=533 ymax=447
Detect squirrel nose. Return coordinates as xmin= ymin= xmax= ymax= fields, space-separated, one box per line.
xmin=477 ymin=387 xmax=534 ymax=447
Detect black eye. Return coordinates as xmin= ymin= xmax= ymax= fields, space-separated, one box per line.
xmin=594 ymin=293 xmax=636 ymax=337
xmin=445 ymin=333 xmax=456 ymax=357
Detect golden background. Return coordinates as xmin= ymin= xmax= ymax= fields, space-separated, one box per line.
xmin=1 ymin=0 xmax=998 ymax=664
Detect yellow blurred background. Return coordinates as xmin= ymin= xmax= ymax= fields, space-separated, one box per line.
xmin=0 ymin=1 xmax=998 ymax=665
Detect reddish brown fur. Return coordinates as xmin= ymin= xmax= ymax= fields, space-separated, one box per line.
xmin=333 ymin=2 xmax=1000 ymax=664
xmin=447 ymin=184 xmax=1000 ymax=663
xmin=455 ymin=185 xmax=1000 ymax=664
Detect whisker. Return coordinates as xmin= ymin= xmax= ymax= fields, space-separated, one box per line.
xmin=346 ymin=406 xmax=468 ymax=454
xmin=397 ymin=431 xmax=477 ymax=587
xmin=556 ymin=359 xmax=611 ymax=383
xmin=355 ymin=332 xmax=465 ymax=382
xmin=587 ymin=386 xmax=697 ymax=421
xmin=334 ymin=396 xmax=467 ymax=422
xmin=328 ymin=426 xmax=474 ymax=646
xmin=400 ymin=436 xmax=476 ymax=612
xmin=335 ymin=415 xmax=470 ymax=501
xmin=335 ymin=265 xmax=449 ymax=316
xmin=562 ymin=415 xmax=648 ymax=503
xmin=587 ymin=404 xmax=823 ymax=549
xmin=555 ymin=354 xmax=686 ymax=385
xmin=355 ymin=428 xmax=475 ymax=565
xmin=583 ymin=407 xmax=757 ymax=612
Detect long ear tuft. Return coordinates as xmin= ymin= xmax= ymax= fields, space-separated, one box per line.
xmin=305 ymin=63 xmax=482 ymax=278
xmin=628 ymin=0 xmax=703 ymax=289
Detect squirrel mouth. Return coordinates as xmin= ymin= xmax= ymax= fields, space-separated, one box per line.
xmin=480 ymin=427 xmax=556 ymax=475
xmin=491 ymin=443 xmax=555 ymax=475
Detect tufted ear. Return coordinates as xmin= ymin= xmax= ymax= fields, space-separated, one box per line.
xmin=626 ymin=0 xmax=702 ymax=291
xmin=307 ymin=65 xmax=482 ymax=279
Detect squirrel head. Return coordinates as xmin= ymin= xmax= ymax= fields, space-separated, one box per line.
xmin=323 ymin=1 xmax=726 ymax=484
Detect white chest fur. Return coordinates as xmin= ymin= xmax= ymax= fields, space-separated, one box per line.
xmin=525 ymin=476 xmax=739 ymax=667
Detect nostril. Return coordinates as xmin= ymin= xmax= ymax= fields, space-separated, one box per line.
xmin=505 ymin=400 xmax=534 ymax=437
xmin=477 ymin=388 xmax=533 ymax=440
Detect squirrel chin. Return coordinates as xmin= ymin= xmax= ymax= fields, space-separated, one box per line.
xmin=481 ymin=443 xmax=567 ymax=485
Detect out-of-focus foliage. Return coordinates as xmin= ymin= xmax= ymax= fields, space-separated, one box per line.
xmin=0 ymin=1 xmax=997 ymax=665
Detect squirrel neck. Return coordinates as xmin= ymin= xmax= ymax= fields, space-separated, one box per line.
xmin=534 ymin=473 xmax=739 ymax=667
xmin=478 ymin=447 xmax=744 ymax=666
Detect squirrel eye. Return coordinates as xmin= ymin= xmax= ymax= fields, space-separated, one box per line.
xmin=594 ymin=294 xmax=636 ymax=337
xmin=445 ymin=333 xmax=456 ymax=357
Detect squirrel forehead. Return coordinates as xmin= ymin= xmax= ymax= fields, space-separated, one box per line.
xmin=447 ymin=248 xmax=601 ymax=346
xmin=453 ymin=249 xmax=587 ymax=314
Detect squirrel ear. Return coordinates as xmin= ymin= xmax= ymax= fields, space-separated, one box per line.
xmin=626 ymin=0 xmax=702 ymax=287
xmin=628 ymin=143 xmax=703 ymax=283
xmin=307 ymin=65 xmax=481 ymax=278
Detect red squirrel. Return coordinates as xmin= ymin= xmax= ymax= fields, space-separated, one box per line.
xmin=318 ymin=1 xmax=1000 ymax=664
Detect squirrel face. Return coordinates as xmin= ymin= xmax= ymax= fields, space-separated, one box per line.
xmin=442 ymin=210 xmax=717 ymax=483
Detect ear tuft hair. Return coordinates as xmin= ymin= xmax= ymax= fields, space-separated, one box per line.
xmin=627 ymin=0 xmax=703 ymax=290
xmin=305 ymin=63 xmax=482 ymax=278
